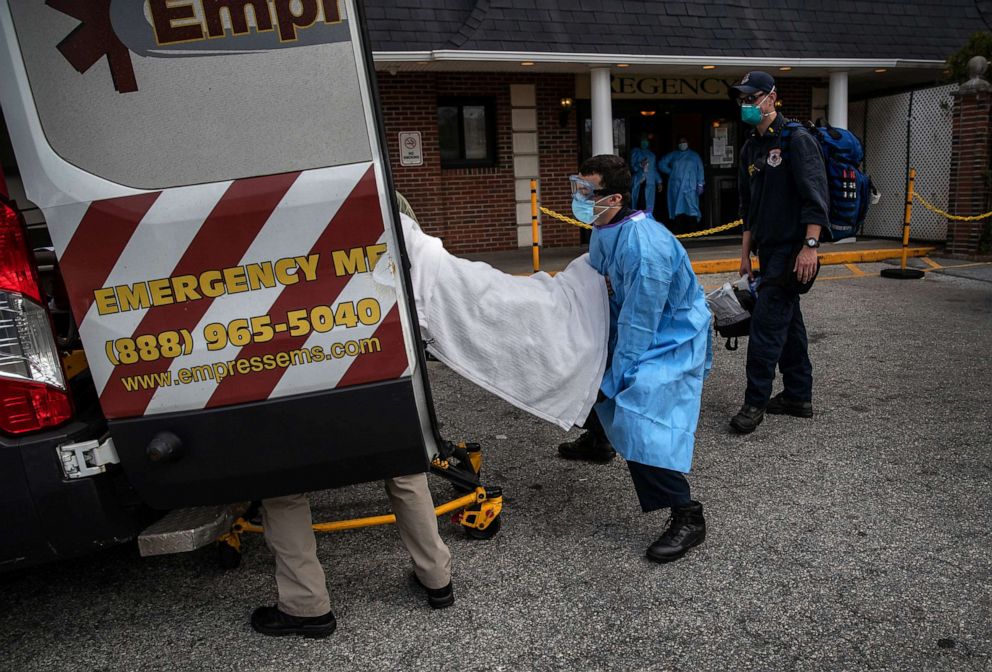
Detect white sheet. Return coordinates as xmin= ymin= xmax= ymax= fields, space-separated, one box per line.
xmin=375 ymin=215 xmax=609 ymax=430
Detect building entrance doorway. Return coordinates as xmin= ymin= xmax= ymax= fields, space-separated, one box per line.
xmin=579 ymin=99 xmax=741 ymax=238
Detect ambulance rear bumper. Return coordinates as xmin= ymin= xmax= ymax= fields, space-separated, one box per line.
xmin=109 ymin=378 xmax=430 ymax=509
xmin=0 ymin=411 xmax=150 ymax=573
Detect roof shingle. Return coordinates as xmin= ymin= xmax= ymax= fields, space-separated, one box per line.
xmin=367 ymin=0 xmax=992 ymax=60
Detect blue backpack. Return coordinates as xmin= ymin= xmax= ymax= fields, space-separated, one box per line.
xmin=781 ymin=120 xmax=871 ymax=241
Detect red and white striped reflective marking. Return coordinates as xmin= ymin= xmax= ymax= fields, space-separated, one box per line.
xmin=49 ymin=163 xmax=410 ymax=419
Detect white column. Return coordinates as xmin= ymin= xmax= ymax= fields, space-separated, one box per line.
xmin=828 ymin=71 xmax=849 ymax=129
xmin=590 ymin=67 xmax=614 ymax=155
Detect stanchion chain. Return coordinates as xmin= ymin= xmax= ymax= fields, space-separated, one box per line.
xmin=539 ymin=206 xmax=742 ymax=239
xmin=913 ymin=192 xmax=992 ymax=222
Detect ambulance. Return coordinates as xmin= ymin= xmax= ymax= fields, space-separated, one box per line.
xmin=0 ymin=0 xmax=484 ymax=570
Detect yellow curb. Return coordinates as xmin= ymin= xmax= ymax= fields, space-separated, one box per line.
xmin=690 ymin=247 xmax=937 ymax=275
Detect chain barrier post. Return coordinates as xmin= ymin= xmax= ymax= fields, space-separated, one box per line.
xmin=881 ymin=168 xmax=924 ymax=280
xmin=530 ymin=179 xmax=540 ymax=273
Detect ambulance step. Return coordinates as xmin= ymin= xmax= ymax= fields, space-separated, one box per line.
xmin=137 ymin=503 xmax=248 ymax=557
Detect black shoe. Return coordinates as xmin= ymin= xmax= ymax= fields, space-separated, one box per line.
xmin=646 ymin=501 xmax=706 ymax=563
xmin=558 ymin=431 xmax=616 ymax=463
xmin=411 ymin=573 xmax=455 ymax=609
xmin=250 ymin=605 xmax=336 ymax=638
xmin=766 ymin=392 xmax=813 ymax=418
xmin=729 ymin=404 xmax=765 ymax=434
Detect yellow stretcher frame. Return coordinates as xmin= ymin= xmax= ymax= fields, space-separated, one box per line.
xmin=215 ymin=443 xmax=503 ymax=566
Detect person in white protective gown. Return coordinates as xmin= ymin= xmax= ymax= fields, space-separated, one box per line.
xmin=558 ymin=154 xmax=713 ymax=563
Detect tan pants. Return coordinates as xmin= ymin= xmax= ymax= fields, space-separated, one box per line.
xmin=261 ymin=473 xmax=452 ymax=617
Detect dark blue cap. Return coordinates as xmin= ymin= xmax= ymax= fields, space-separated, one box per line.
xmin=729 ymin=71 xmax=776 ymax=98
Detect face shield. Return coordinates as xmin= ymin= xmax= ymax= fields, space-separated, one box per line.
xmin=569 ymin=175 xmax=615 ymax=225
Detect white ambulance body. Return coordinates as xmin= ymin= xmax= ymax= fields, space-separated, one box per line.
xmin=0 ymin=0 xmax=437 ymax=560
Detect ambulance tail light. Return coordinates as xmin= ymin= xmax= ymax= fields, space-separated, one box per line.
xmin=0 ymin=199 xmax=72 ymax=435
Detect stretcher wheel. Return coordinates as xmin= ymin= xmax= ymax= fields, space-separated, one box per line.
xmin=216 ymin=540 xmax=242 ymax=570
xmin=464 ymin=514 xmax=501 ymax=540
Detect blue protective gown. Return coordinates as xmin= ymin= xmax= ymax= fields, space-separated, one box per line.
xmin=629 ymin=147 xmax=660 ymax=213
xmin=658 ymin=149 xmax=705 ymax=220
xmin=588 ymin=211 xmax=713 ymax=473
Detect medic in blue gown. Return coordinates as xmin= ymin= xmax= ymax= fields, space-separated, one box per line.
xmin=559 ymin=154 xmax=713 ymax=564
xmin=629 ymin=137 xmax=660 ymax=214
xmin=658 ymin=138 xmax=705 ymax=223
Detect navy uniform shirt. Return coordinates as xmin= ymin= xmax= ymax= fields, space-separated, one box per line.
xmin=738 ymin=114 xmax=829 ymax=249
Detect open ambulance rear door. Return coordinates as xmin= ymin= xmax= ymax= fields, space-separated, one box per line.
xmin=0 ymin=0 xmax=440 ymax=508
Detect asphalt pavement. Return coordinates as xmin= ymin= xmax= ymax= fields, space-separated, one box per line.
xmin=2 ymin=261 xmax=990 ymax=671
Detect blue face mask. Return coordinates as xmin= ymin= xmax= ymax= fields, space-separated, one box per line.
xmin=571 ymin=194 xmax=595 ymax=224
xmin=678 ymin=142 xmax=689 ymax=151
xmin=640 ymin=140 xmax=650 ymax=150
xmin=571 ymin=194 xmax=609 ymax=225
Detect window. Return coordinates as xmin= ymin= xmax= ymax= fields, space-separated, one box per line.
xmin=437 ymin=98 xmax=497 ymax=168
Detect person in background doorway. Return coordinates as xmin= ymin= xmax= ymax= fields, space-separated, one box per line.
xmin=658 ymin=138 xmax=705 ymax=234
xmin=630 ymin=136 xmax=661 ymax=214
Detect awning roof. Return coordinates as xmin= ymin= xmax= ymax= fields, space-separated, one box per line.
xmin=366 ymin=0 xmax=990 ymax=94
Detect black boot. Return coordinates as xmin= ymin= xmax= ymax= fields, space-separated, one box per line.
xmin=646 ymin=501 xmax=706 ymax=563
xmin=558 ymin=431 xmax=616 ymax=463
xmin=411 ymin=573 xmax=455 ymax=609
xmin=766 ymin=392 xmax=813 ymax=418
xmin=729 ymin=404 xmax=765 ymax=434
xmin=250 ymin=605 xmax=336 ymax=638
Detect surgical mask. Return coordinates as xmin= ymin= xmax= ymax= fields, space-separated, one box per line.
xmin=571 ymin=194 xmax=611 ymax=225
xmin=640 ymin=140 xmax=650 ymax=150
xmin=741 ymin=91 xmax=772 ymax=126
xmin=678 ymin=142 xmax=688 ymax=151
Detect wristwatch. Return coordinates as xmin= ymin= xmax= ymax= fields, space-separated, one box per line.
xmin=804 ymin=237 xmax=820 ymax=248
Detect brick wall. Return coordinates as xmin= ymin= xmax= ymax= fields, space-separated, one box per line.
xmin=947 ymin=90 xmax=992 ymax=257
xmin=775 ymin=77 xmax=818 ymax=122
xmin=378 ymin=72 xmax=580 ymax=254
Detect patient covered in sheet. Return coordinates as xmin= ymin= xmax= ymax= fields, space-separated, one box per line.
xmin=373 ymin=214 xmax=609 ymax=430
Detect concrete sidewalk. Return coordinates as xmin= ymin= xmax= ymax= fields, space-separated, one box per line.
xmin=461 ymin=236 xmax=938 ymax=275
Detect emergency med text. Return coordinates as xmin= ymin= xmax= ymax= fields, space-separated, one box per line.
xmin=92 ymin=245 xmax=386 ymax=315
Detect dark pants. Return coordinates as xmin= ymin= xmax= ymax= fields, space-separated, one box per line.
xmin=744 ymin=244 xmax=813 ymax=408
xmin=585 ymin=410 xmax=691 ymax=513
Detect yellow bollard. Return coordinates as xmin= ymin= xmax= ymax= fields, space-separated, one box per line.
xmin=530 ymin=179 xmax=540 ymax=273
xmin=881 ymin=168 xmax=924 ymax=280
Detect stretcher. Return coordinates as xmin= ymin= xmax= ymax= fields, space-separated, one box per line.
xmin=214 ymin=441 xmax=502 ymax=569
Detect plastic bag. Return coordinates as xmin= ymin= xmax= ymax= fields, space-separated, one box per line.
xmin=705 ymin=282 xmax=749 ymax=328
